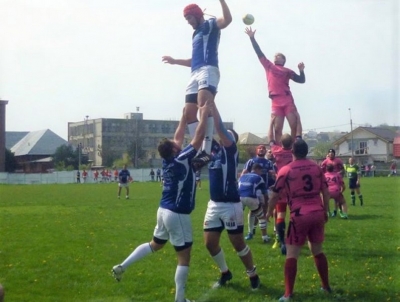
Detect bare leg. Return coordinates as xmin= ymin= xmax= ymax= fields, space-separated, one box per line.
xmin=273 ymin=116 xmax=285 ymax=145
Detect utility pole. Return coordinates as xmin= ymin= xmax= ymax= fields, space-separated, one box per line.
xmin=135 ymin=107 xmax=140 ymax=168
xmin=348 ymin=108 xmax=354 ymax=157
xmin=78 ymin=142 xmax=81 ymax=169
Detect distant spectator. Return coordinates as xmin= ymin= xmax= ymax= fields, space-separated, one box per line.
xmin=82 ymin=170 xmax=88 ymax=183
xmin=389 ymin=161 xmax=397 ymax=177
xmin=156 ymin=168 xmax=162 ymax=182
xmin=76 ymin=170 xmax=81 ymax=183
xmin=149 ymin=168 xmax=155 ymax=181
xmin=94 ymin=170 xmax=99 ymax=182
xmin=365 ymin=164 xmax=370 ymax=177
xmin=114 ymin=169 xmax=119 ymax=182
xmin=360 ymin=164 xmax=365 ymax=177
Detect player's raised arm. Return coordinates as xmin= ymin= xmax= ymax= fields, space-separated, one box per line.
xmin=245 ymin=27 xmax=265 ymax=59
xmin=191 ymin=101 xmax=212 ymax=151
xmin=174 ymin=108 xmax=187 ymax=148
xmin=291 ymin=62 xmax=306 ymax=83
xmin=216 ymin=0 xmax=232 ymax=29
xmin=162 ymin=56 xmax=191 ymax=67
xmin=210 ymin=102 xmax=234 ymax=148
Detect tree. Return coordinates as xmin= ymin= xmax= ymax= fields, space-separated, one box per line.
xmin=127 ymin=139 xmax=147 ymax=167
xmin=53 ymin=144 xmax=89 ymax=170
xmin=5 ymin=149 xmax=18 ymax=172
xmin=53 ymin=144 xmax=77 ymax=169
xmin=312 ymin=141 xmax=333 ymax=160
xmin=237 ymin=144 xmax=256 ymax=164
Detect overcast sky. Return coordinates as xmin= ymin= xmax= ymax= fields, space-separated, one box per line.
xmin=1 ymin=0 xmax=399 ymax=140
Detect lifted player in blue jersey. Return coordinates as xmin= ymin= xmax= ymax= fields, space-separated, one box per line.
xmin=112 ymin=102 xmax=211 ymax=302
xmin=162 ymin=1 xmax=232 ymax=169
xmin=202 ymin=101 xmax=260 ymax=290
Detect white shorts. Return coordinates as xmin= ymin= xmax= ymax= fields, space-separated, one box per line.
xmin=154 ymin=207 xmax=193 ymax=247
xmin=118 ymin=183 xmax=129 ymax=188
xmin=240 ymin=197 xmax=260 ymax=211
xmin=203 ymin=200 xmax=244 ymax=231
xmin=186 ymin=66 xmax=220 ymax=95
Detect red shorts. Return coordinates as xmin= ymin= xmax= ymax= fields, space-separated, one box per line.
xmin=286 ymin=211 xmax=325 ymax=246
xmin=276 ymin=202 xmax=287 ymax=212
xmin=271 ymin=95 xmax=297 ymax=117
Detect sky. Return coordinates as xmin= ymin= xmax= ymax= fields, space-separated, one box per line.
xmin=1 ymin=0 xmax=399 ymax=140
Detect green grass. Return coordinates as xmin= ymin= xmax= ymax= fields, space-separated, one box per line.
xmin=0 ymin=178 xmax=399 ymax=302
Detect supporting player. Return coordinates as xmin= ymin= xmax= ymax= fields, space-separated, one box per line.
xmin=203 ymin=101 xmax=260 ymax=290
xmin=111 ymin=103 xmax=211 ymax=302
xmin=270 ymin=134 xmax=294 ymax=255
xmin=162 ymin=1 xmax=232 ymax=169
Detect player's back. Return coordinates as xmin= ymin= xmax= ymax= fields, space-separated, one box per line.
xmin=324 ymin=171 xmax=342 ymax=193
xmin=282 ymin=159 xmax=325 ymax=214
xmin=238 ymin=172 xmax=265 ymax=198
xmin=271 ymin=145 xmax=293 ymax=171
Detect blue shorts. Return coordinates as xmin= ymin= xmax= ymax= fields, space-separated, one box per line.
xmin=349 ymin=178 xmax=360 ymax=189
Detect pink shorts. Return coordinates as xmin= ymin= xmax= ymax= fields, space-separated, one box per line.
xmin=286 ymin=210 xmax=325 ymax=246
xmin=271 ymin=95 xmax=297 ymax=117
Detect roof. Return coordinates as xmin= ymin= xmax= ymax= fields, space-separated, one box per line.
xmin=239 ymin=132 xmax=268 ymax=145
xmin=333 ymin=127 xmax=397 ymax=145
xmin=361 ymin=127 xmax=397 ymax=141
xmin=5 ymin=131 xmax=29 ymax=149
xmin=10 ymin=129 xmax=68 ymax=156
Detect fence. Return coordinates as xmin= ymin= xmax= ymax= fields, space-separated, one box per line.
xmin=0 ymin=168 xmax=394 ymax=185
xmin=0 ymin=169 xmax=162 ymax=185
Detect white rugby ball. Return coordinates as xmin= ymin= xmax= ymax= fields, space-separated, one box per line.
xmin=242 ymin=14 xmax=255 ymax=25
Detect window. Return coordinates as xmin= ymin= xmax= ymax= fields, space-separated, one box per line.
xmin=357 ymin=141 xmax=368 ymax=154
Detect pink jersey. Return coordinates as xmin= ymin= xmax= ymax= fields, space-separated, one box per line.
xmin=324 ymin=171 xmax=343 ymax=195
xmin=271 ymin=144 xmax=293 ymax=172
xmin=259 ymin=57 xmax=295 ymax=98
xmin=321 ymin=157 xmax=344 ymax=173
xmin=273 ymin=159 xmax=326 ymax=216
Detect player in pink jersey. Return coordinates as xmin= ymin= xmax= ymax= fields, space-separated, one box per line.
xmin=321 ymin=149 xmax=344 ymax=175
xmin=325 ymin=164 xmax=348 ymax=219
xmin=269 ymin=134 xmax=294 ymax=255
xmin=245 ymin=27 xmax=305 ymax=144
xmin=266 ymin=139 xmax=331 ymax=301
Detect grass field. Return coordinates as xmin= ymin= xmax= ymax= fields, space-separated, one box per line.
xmin=0 ymin=177 xmax=399 ymax=302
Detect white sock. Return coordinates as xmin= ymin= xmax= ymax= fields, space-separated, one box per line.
xmin=175 ymin=265 xmax=189 ymax=302
xmin=248 ymin=213 xmax=255 ymax=233
xmin=202 ymin=116 xmax=214 ymax=154
xmin=212 ymin=249 xmax=228 ymax=273
xmin=187 ymin=121 xmax=198 ymax=139
xmin=121 ymin=242 xmax=153 ymax=268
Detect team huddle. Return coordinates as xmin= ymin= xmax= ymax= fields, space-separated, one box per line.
xmin=110 ymin=2 xmax=362 ymax=301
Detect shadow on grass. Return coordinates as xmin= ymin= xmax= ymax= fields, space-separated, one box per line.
xmin=344 ymin=214 xmax=380 ymax=220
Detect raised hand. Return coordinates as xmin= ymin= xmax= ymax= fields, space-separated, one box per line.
xmin=162 ymin=56 xmax=176 ymax=64
xmin=244 ymin=27 xmax=256 ymax=38
xmin=298 ymin=62 xmax=305 ymax=71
